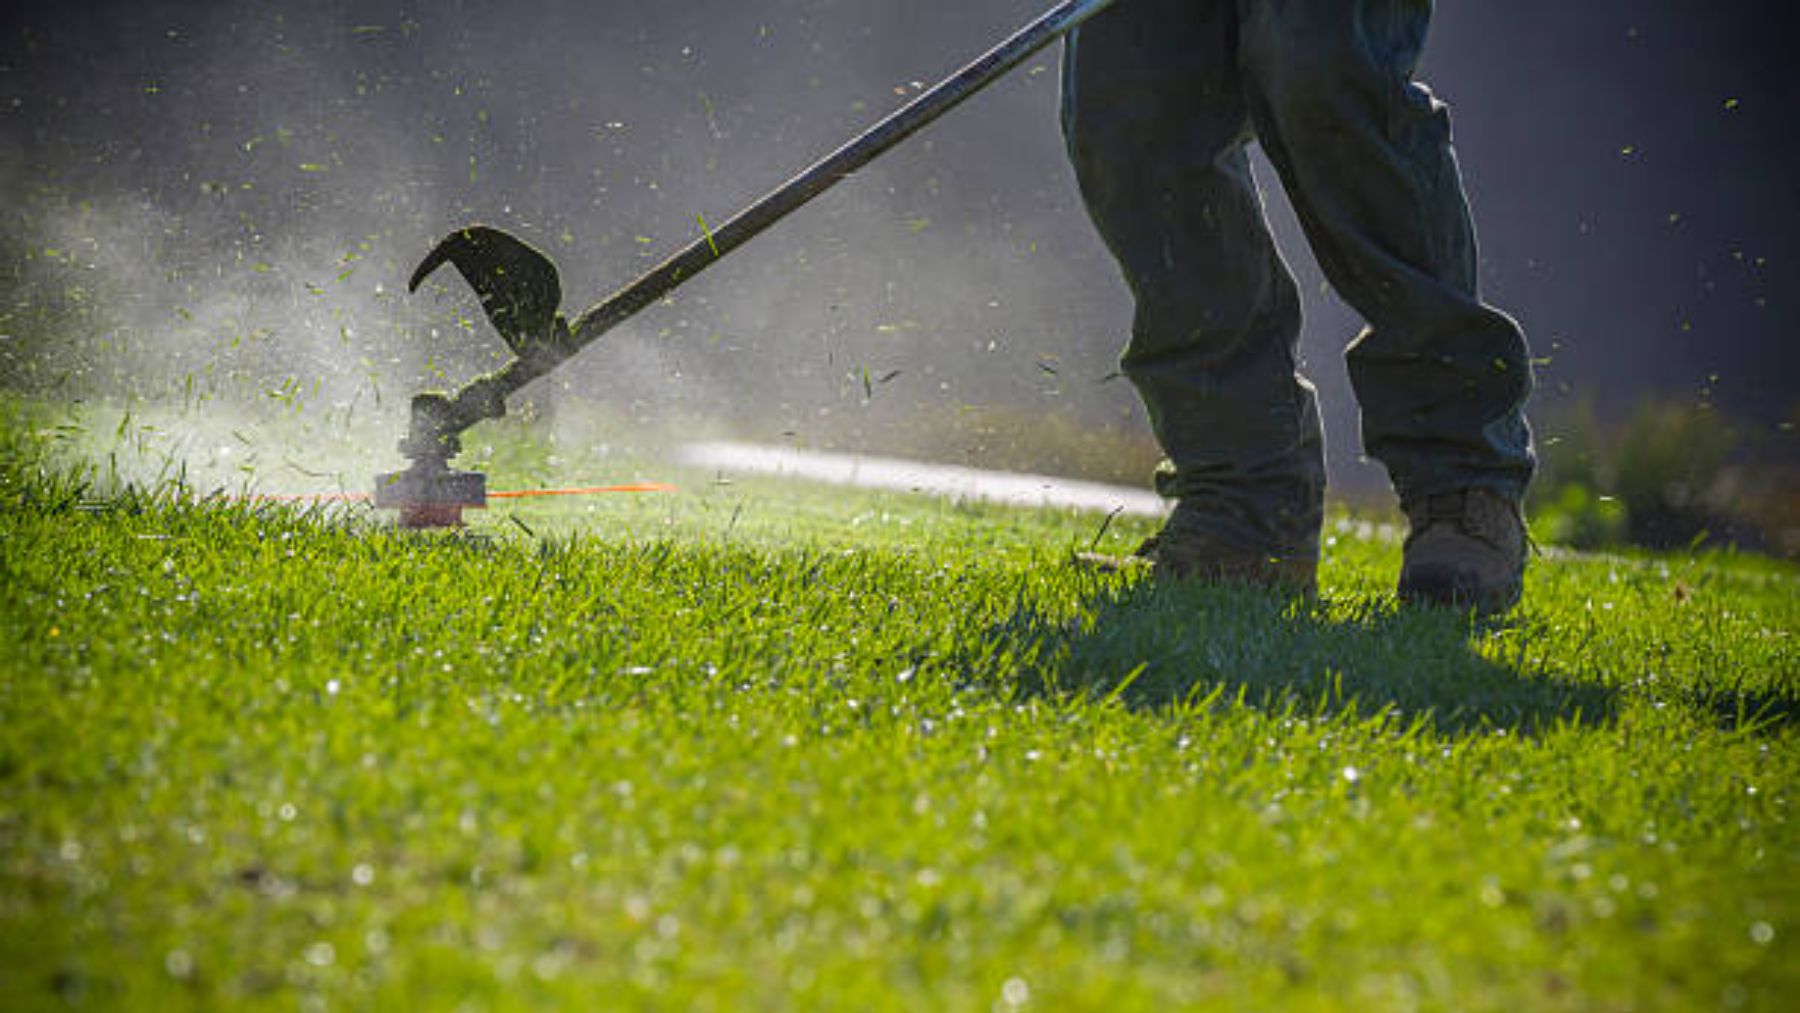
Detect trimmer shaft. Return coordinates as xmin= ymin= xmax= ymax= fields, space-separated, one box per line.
xmin=382 ymin=0 xmax=1119 ymax=528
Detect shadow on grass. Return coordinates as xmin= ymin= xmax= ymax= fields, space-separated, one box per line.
xmin=993 ymin=580 xmax=1618 ymax=737
xmin=1675 ymin=683 xmax=1799 ymax=735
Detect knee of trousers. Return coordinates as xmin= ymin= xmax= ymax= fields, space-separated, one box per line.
xmin=1237 ymin=6 xmax=1427 ymax=141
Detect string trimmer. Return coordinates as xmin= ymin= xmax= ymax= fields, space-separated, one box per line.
xmin=377 ymin=0 xmax=1117 ymax=527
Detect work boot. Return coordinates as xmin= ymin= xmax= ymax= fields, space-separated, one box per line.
xmin=1398 ymin=488 xmax=1528 ymax=614
xmin=1079 ymin=526 xmax=1318 ymax=595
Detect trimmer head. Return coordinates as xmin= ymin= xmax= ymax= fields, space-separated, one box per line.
xmin=373 ymin=461 xmax=487 ymax=529
xmin=373 ymin=229 xmax=566 ymax=530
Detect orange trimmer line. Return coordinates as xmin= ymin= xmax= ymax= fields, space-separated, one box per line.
xmin=489 ymin=483 xmax=675 ymax=498
xmin=245 ymin=483 xmax=674 ymax=503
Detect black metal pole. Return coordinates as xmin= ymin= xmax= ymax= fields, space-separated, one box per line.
xmin=566 ymin=0 xmax=1118 ymax=348
xmin=409 ymin=0 xmax=1119 ymax=463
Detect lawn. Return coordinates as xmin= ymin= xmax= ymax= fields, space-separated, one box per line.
xmin=1 ymin=410 xmax=1795 ymax=1011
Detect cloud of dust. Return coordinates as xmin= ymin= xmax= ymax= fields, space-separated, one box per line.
xmin=2 ymin=0 xmax=1158 ymax=496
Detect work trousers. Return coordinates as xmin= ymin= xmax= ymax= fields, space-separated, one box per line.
xmin=1062 ymin=0 xmax=1534 ymax=558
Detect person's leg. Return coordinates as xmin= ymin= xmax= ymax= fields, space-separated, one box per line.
xmin=1236 ymin=0 xmax=1533 ymax=610
xmin=1062 ymin=0 xmax=1325 ymax=575
xmin=1236 ymin=0 xmax=1534 ymax=505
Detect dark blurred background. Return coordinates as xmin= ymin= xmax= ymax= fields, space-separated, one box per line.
xmin=3 ymin=0 xmax=1796 ymax=546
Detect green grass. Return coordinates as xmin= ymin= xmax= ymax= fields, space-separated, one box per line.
xmin=1 ymin=413 xmax=1795 ymax=1011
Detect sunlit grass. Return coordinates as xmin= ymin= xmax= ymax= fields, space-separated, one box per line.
xmin=1 ymin=413 xmax=1795 ymax=1011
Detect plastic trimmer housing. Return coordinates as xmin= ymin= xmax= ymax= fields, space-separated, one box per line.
xmin=373 ymin=459 xmax=487 ymax=529
xmin=374 ymin=389 xmax=490 ymax=527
